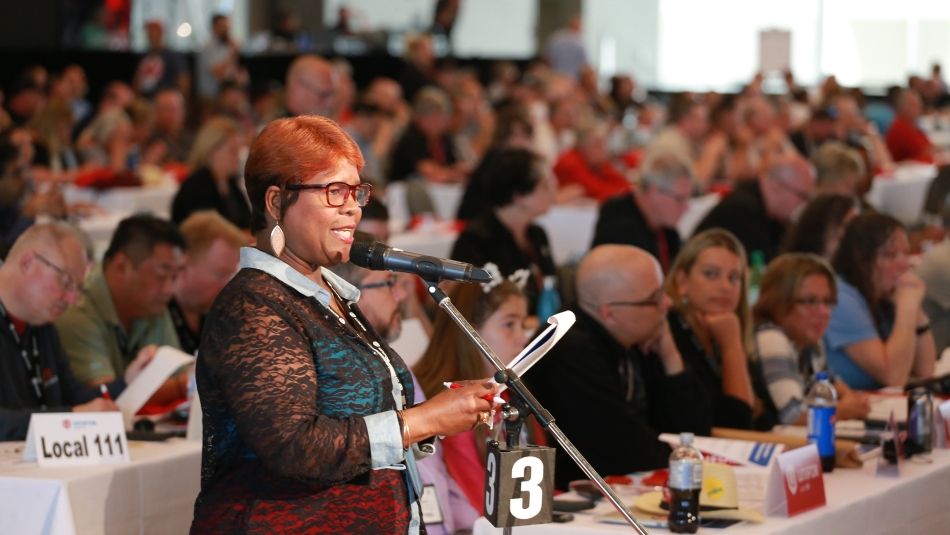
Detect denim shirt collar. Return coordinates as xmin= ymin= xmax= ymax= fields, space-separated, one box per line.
xmin=239 ymin=247 xmax=361 ymax=306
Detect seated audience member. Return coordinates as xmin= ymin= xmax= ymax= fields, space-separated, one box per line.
xmin=885 ymin=89 xmax=936 ymax=163
xmin=553 ymin=121 xmax=630 ymax=203
xmin=171 ymin=117 xmax=250 ymax=230
xmin=782 ymin=193 xmax=859 ymax=259
xmin=0 ymin=223 xmax=151 ymax=440
xmin=344 ymin=100 xmax=388 ymax=188
xmin=399 ymin=33 xmax=439 ymax=102
xmin=666 ymin=229 xmax=756 ymax=429
xmin=694 ymin=154 xmax=814 ymax=263
xmin=388 ymin=87 xmax=467 ymax=184
xmin=357 ymin=197 xmax=392 ymax=242
xmin=414 ymin=279 xmax=530 ymax=515
xmin=591 ymin=153 xmax=692 ymax=272
xmin=789 ymin=107 xmax=837 ymax=159
xmin=170 ymin=211 xmax=247 ymax=354
xmin=918 ymin=238 xmax=950 ymax=355
xmin=450 ymin=148 xmax=557 ymax=310
xmin=524 ymin=245 xmax=712 ymax=489
xmin=0 ymin=136 xmax=66 ymax=255
xmin=752 ymin=254 xmax=869 ymax=429
xmin=56 ymin=215 xmax=188 ymax=399
xmin=739 ymin=96 xmax=799 ymax=177
xmin=642 ymin=93 xmax=710 ymax=186
xmin=76 ymin=107 xmax=136 ymax=173
xmin=145 ymin=88 xmax=192 ymax=164
xmin=830 ymin=93 xmax=893 ymax=173
xmin=284 ymin=54 xmax=337 ymax=119
xmin=811 ymin=142 xmax=866 ymax=197
xmin=456 ymin=103 xmax=535 ymax=222
xmin=28 ymin=97 xmax=79 ymax=178
xmin=825 ymin=213 xmax=936 ymax=389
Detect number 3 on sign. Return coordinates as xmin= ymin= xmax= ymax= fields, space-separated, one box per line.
xmin=484 ymin=442 xmax=556 ymax=527
xmin=511 ymin=456 xmax=544 ymax=519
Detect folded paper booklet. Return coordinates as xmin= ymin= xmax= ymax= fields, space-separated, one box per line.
xmin=115 ymin=346 xmax=194 ymax=429
xmin=495 ymin=310 xmax=575 ymax=394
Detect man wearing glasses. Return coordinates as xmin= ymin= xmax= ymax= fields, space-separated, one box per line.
xmin=56 ymin=215 xmax=188 ymax=401
xmin=523 ymin=245 xmax=712 ymax=490
xmin=0 ymin=223 xmax=151 ymax=440
xmin=694 ymin=154 xmax=815 ymax=264
xmin=591 ymin=153 xmax=693 ymax=272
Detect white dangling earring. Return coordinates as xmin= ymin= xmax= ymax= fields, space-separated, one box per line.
xmin=270 ymin=224 xmax=285 ymax=257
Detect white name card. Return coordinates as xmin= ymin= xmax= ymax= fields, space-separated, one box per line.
xmin=24 ymin=412 xmax=130 ymax=467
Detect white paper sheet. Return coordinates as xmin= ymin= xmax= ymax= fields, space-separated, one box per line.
xmin=659 ymin=433 xmax=783 ymax=469
xmin=495 ymin=310 xmax=576 ymax=394
xmin=115 ymin=346 xmax=194 ymax=429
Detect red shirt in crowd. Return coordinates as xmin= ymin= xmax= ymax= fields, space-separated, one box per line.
xmin=553 ymin=148 xmax=630 ymax=203
xmin=885 ymin=116 xmax=935 ymax=163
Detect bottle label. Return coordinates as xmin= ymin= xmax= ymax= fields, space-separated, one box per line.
xmin=807 ymin=405 xmax=836 ymax=457
xmin=668 ymin=459 xmax=702 ymax=490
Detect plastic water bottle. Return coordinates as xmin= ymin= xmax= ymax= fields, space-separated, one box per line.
xmin=668 ymin=432 xmax=703 ymax=533
xmin=806 ymin=371 xmax=837 ymax=472
xmin=536 ymin=275 xmax=561 ymax=322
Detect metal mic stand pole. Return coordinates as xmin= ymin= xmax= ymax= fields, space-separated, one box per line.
xmin=423 ymin=280 xmax=649 ymax=534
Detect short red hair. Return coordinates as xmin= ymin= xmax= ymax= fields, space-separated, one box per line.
xmin=244 ymin=115 xmax=364 ymax=232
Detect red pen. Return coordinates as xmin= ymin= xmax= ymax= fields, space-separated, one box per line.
xmin=99 ymin=384 xmax=111 ymax=401
xmin=442 ymin=381 xmax=505 ymax=404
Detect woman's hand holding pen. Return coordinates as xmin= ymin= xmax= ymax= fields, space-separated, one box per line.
xmin=402 ymin=380 xmax=497 ymax=444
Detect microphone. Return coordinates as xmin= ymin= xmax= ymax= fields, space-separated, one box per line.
xmin=350 ymin=240 xmax=493 ymax=283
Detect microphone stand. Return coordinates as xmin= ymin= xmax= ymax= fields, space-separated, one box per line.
xmin=422 ymin=280 xmax=649 ymax=534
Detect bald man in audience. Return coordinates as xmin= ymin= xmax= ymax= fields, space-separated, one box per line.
xmin=56 ymin=215 xmax=186 ymax=401
xmin=170 ymin=211 xmax=248 ymax=355
xmin=285 ymin=54 xmax=338 ymax=119
xmin=0 ymin=223 xmax=151 ymax=440
xmin=694 ymin=154 xmax=815 ymax=263
xmin=524 ymin=245 xmax=711 ymax=489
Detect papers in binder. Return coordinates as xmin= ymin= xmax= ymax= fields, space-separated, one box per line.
xmin=115 ymin=346 xmax=194 ymax=429
xmin=495 ymin=310 xmax=575 ymax=394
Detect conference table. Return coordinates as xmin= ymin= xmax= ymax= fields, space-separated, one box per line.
xmin=472 ymin=448 xmax=950 ymax=535
xmin=0 ymin=439 xmax=201 ymax=535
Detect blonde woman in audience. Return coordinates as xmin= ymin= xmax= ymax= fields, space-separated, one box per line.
xmin=170 ymin=116 xmax=250 ymax=229
xmin=752 ymin=254 xmax=869 ymax=429
xmin=76 ymin=107 xmax=135 ymax=172
xmin=666 ymin=229 xmax=756 ymax=429
xmin=413 ymin=277 xmax=532 ymax=515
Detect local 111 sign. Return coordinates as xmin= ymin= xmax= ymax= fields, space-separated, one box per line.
xmin=23 ymin=412 xmax=130 ymax=467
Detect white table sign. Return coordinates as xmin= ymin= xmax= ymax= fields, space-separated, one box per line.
xmin=23 ymin=412 xmax=130 ymax=467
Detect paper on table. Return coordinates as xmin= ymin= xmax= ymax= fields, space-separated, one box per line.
xmin=867 ymin=394 xmax=907 ymax=423
xmin=659 ymin=433 xmax=783 ymax=469
xmin=115 ymin=346 xmax=194 ymax=429
xmin=495 ymin=310 xmax=575 ymax=395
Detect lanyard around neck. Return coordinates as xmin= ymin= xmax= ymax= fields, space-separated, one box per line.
xmin=0 ymin=301 xmax=46 ymax=408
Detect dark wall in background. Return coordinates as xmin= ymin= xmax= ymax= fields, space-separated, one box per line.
xmin=0 ymin=0 xmax=61 ymax=49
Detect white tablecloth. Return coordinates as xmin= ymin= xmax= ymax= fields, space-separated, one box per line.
xmin=473 ymin=449 xmax=950 ymax=534
xmin=64 ymin=184 xmax=178 ymax=220
xmin=866 ymin=164 xmax=938 ymax=225
xmin=0 ymin=439 xmax=201 ymax=535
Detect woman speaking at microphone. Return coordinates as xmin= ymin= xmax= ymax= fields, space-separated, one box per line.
xmin=191 ymin=116 xmax=495 ymax=534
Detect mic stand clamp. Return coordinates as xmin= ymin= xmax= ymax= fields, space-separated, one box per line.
xmin=421 ymin=279 xmax=648 ymax=534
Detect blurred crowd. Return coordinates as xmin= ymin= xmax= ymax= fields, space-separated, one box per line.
xmin=4 ymin=9 xmax=950 ymax=533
